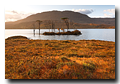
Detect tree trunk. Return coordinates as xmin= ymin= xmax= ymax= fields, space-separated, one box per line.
xmin=65 ymin=21 xmax=69 ymax=31
xmin=33 ymin=24 xmax=35 ymax=36
xmin=39 ymin=23 xmax=40 ymax=35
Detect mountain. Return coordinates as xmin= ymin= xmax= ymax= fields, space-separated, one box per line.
xmin=5 ymin=10 xmax=115 ymax=29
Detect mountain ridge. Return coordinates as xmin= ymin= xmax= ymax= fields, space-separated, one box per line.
xmin=5 ymin=10 xmax=115 ymax=29
xmin=15 ymin=10 xmax=91 ymax=23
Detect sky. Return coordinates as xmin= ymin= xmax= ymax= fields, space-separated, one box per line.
xmin=5 ymin=5 xmax=115 ymax=22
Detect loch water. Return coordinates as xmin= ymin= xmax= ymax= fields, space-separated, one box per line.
xmin=5 ymin=29 xmax=115 ymax=42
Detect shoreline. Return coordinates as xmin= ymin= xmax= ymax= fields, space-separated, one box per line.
xmin=5 ymin=35 xmax=115 ymax=42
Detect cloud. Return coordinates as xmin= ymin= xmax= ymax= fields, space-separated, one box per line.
xmin=103 ymin=9 xmax=115 ymax=18
xmin=104 ymin=13 xmax=115 ymax=18
xmin=11 ymin=10 xmax=18 ymax=14
xmin=104 ymin=9 xmax=115 ymax=14
xmin=72 ymin=9 xmax=94 ymax=15
xmin=5 ymin=10 xmax=35 ymax=22
xmin=5 ymin=14 xmax=22 ymax=22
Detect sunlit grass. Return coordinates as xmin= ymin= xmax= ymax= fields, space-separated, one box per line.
xmin=5 ymin=36 xmax=115 ymax=79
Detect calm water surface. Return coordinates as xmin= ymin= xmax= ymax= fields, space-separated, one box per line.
xmin=5 ymin=29 xmax=115 ymax=42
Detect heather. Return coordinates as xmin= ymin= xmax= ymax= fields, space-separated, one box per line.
xmin=5 ymin=36 xmax=115 ymax=79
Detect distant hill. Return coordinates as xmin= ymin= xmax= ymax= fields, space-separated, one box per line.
xmin=5 ymin=10 xmax=115 ymax=29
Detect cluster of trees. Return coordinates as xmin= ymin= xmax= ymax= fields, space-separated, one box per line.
xmin=34 ymin=17 xmax=71 ymax=35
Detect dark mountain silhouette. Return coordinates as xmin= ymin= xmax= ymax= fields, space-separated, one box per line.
xmin=5 ymin=10 xmax=115 ymax=29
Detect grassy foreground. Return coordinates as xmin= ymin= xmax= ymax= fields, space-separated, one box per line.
xmin=5 ymin=36 xmax=115 ymax=79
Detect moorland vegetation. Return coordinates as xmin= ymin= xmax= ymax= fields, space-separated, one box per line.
xmin=5 ymin=36 xmax=115 ymax=79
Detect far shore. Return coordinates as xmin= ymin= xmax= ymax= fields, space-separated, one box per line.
xmin=5 ymin=27 xmax=115 ymax=29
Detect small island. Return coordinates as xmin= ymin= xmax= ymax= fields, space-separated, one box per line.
xmin=43 ymin=30 xmax=82 ymax=35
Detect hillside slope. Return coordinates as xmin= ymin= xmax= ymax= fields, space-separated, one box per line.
xmin=5 ymin=10 xmax=115 ymax=29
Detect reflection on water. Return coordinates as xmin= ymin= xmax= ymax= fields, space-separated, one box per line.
xmin=5 ymin=29 xmax=115 ymax=42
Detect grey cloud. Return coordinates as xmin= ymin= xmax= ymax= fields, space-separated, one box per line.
xmin=72 ymin=9 xmax=94 ymax=15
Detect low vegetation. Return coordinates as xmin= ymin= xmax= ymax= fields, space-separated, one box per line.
xmin=5 ymin=36 xmax=115 ymax=79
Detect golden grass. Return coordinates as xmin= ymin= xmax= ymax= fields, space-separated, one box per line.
xmin=5 ymin=36 xmax=115 ymax=79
